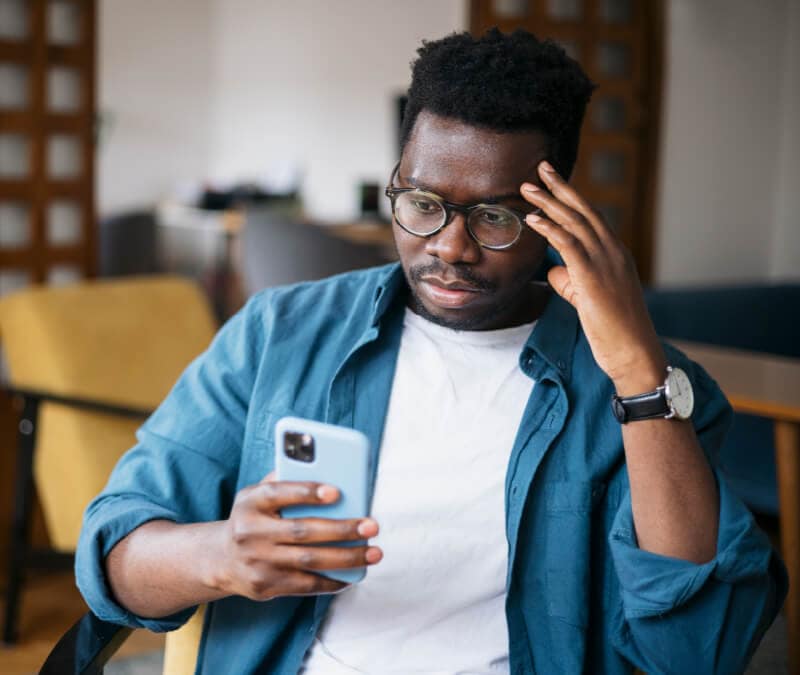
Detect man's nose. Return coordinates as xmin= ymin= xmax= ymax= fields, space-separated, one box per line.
xmin=423 ymin=212 xmax=481 ymax=265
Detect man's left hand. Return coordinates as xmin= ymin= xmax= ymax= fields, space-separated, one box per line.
xmin=521 ymin=160 xmax=666 ymax=396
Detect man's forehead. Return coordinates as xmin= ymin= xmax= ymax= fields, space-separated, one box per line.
xmin=401 ymin=111 xmax=549 ymax=199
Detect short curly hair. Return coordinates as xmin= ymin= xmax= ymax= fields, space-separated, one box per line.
xmin=401 ymin=28 xmax=595 ymax=179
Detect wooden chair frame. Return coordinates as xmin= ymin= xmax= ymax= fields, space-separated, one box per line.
xmin=1 ymin=386 xmax=151 ymax=645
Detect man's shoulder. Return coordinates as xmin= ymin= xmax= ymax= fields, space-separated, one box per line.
xmin=247 ymin=263 xmax=399 ymax=313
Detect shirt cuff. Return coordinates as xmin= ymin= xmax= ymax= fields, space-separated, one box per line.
xmin=609 ymin=471 xmax=774 ymax=619
xmin=75 ymin=495 xmax=197 ymax=632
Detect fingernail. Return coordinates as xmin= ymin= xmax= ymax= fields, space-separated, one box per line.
xmin=357 ymin=519 xmax=378 ymax=537
xmin=526 ymin=213 xmax=542 ymax=223
xmin=522 ymin=183 xmax=540 ymax=193
xmin=317 ymin=485 xmax=338 ymax=501
xmin=541 ymin=161 xmax=556 ymax=173
xmin=365 ymin=547 xmax=383 ymax=564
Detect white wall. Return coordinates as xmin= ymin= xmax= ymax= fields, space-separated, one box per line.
xmin=770 ymin=0 xmax=800 ymax=280
xmin=654 ymin=0 xmax=798 ymax=285
xmin=207 ymin=0 xmax=467 ymax=221
xmin=97 ymin=0 xmax=214 ymax=215
xmin=97 ymin=1 xmax=798 ymax=281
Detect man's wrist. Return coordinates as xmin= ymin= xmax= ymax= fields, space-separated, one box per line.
xmin=611 ymin=351 xmax=668 ymax=398
xmin=198 ymin=520 xmax=234 ymax=596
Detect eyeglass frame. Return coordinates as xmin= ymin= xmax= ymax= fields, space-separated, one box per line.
xmin=384 ymin=163 xmax=541 ymax=251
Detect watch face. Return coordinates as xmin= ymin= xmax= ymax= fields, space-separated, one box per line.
xmin=665 ymin=367 xmax=694 ymax=420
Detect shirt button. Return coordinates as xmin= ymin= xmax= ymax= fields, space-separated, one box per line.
xmin=557 ymin=359 xmax=566 ymax=371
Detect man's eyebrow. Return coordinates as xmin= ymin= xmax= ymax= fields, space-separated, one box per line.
xmin=399 ymin=173 xmax=526 ymax=204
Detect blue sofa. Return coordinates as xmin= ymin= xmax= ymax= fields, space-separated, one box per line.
xmin=645 ymin=284 xmax=800 ymax=515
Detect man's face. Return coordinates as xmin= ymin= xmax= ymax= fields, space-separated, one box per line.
xmin=393 ymin=111 xmax=550 ymax=331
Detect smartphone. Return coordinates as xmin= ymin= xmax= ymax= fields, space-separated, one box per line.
xmin=274 ymin=416 xmax=371 ymax=584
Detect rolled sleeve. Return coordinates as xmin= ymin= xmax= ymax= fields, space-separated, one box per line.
xmin=76 ymin=493 xmax=194 ymax=631
xmin=74 ymin=295 xmax=264 ymax=630
xmin=607 ymin=345 xmax=788 ymax=672
xmin=609 ymin=471 xmax=777 ymax=619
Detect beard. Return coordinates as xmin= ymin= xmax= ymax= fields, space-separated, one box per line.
xmin=404 ymin=261 xmax=539 ymax=331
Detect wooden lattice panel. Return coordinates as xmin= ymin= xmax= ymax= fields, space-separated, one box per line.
xmin=470 ymin=0 xmax=663 ymax=282
xmin=0 ymin=0 xmax=96 ymax=296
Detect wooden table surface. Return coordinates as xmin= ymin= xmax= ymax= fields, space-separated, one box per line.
xmin=672 ymin=340 xmax=800 ymax=422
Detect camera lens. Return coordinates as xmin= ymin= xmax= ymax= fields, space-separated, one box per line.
xmin=284 ymin=431 xmax=315 ymax=462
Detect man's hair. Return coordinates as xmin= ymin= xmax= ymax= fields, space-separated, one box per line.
xmin=400 ymin=28 xmax=596 ymax=179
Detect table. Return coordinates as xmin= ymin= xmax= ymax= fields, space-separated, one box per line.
xmin=673 ymin=340 xmax=800 ymax=673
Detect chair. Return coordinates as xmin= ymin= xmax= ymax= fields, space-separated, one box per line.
xmin=0 ymin=275 xmax=217 ymax=653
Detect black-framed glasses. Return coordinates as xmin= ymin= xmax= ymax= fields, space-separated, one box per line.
xmin=384 ymin=163 xmax=539 ymax=250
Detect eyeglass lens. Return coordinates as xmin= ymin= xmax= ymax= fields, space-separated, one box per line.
xmin=393 ymin=191 xmax=520 ymax=248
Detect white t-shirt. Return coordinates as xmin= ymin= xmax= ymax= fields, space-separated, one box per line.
xmin=301 ymin=308 xmax=536 ymax=674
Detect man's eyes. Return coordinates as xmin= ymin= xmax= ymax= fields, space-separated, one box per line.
xmin=410 ymin=198 xmax=439 ymax=213
xmin=474 ymin=208 xmax=517 ymax=226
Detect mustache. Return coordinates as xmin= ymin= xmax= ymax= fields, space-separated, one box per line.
xmin=408 ymin=262 xmax=496 ymax=292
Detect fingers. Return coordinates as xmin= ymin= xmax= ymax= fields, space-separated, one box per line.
xmin=521 ymin=160 xmax=621 ymax=250
xmin=275 ymin=516 xmax=379 ymax=545
xmin=525 ymin=211 xmax=590 ymax=272
xmin=258 ymin=569 xmax=350 ymax=598
xmin=537 ymin=161 xmax=596 ymax=224
xmin=521 ymin=182 xmax=602 ymax=255
xmin=546 ymin=266 xmax=576 ymax=305
xmin=240 ymin=480 xmax=340 ymax=513
xmin=231 ymin=509 xmax=378 ymax=545
xmin=273 ymin=543 xmax=383 ymax=572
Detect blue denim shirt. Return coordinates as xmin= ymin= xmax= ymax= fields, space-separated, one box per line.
xmin=76 ymin=262 xmax=786 ymax=674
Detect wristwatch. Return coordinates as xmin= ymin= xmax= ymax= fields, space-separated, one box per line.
xmin=611 ymin=366 xmax=694 ymax=423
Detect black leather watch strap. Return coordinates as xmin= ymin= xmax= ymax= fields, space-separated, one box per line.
xmin=611 ymin=387 xmax=670 ymax=424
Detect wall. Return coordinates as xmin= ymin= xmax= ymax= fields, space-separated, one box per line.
xmin=97 ymin=0 xmax=214 ymax=215
xmin=654 ymin=0 xmax=797 ymax=285
xmin=207 ymin=0 xmax=467 ymax=221
xmin=97 ymin=1 xmax=798 ymax=282
xmin=770 ymin=0 xmax=800 ymax=280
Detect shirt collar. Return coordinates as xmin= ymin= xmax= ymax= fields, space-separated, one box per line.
xmin=522 ymin=291 xmax=578 ymax=382
xmin=524 ymin=247 xmax=578 ymax=381
xmin=370 ymin=263 xmax=407 ymax=327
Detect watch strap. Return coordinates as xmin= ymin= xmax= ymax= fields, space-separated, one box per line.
xmin=611 ymin=387 xmax=670 ymax=423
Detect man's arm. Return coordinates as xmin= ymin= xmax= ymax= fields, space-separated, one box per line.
xmin=76 ymin=294 xmax=381 ymax=627
xmin=104 ymin=481 xmax=381 ymax=619
xmin=521 ymin=161 xmax=786 ymax=672
xmin=521 ymin=160 xmax=718 ymax=563
xmin=617 ymin=384 xmax=718 ymax=563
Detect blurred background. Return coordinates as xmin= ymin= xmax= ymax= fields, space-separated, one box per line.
xmin=0 ymin=1 xmax=798 ymax=673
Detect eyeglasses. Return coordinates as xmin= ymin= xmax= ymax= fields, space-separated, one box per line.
xmin=384 ymin=163 xmax=539 ymax=250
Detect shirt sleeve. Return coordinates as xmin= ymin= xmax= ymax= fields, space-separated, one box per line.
xmin=75 ymin=293 xmax=265 ymax=632
xmin=608 ymin=353 xmax=789 ymax=673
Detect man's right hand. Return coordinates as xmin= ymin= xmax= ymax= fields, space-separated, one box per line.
xmin=210 ymin=474 xmax=382 ymax=601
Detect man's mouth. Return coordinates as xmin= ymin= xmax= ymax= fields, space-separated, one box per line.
xmin=418 ymin=276 xmax=484 ymax=309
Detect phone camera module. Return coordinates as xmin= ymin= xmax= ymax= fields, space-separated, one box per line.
xmin=283 ymin=431 xmax=315 ymax=463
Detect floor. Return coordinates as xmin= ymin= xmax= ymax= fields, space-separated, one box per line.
xmin=0 ymin=571 xmax=164 ymax=675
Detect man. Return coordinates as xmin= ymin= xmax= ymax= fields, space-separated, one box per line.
xmin=77 ymin=29 xmax=786 ymax=674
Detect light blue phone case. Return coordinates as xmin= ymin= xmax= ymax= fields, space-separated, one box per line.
xmin=274 ymin=416 xmax=371 ymax=584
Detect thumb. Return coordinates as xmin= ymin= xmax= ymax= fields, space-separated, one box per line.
xmin=260 ymin=471 xmax=277 ymax=483
xmin=547 ymin=266 xmax=575 ymax=305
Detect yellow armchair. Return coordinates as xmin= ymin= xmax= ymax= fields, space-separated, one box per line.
xmin=0 ymin=275 xmax=216 ymax=671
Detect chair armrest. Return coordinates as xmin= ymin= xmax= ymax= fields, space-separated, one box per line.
xmin=4 ymin=386 xmax=153 ymax=419
xmin=39 ymin=612 xmax=133 ymax=675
